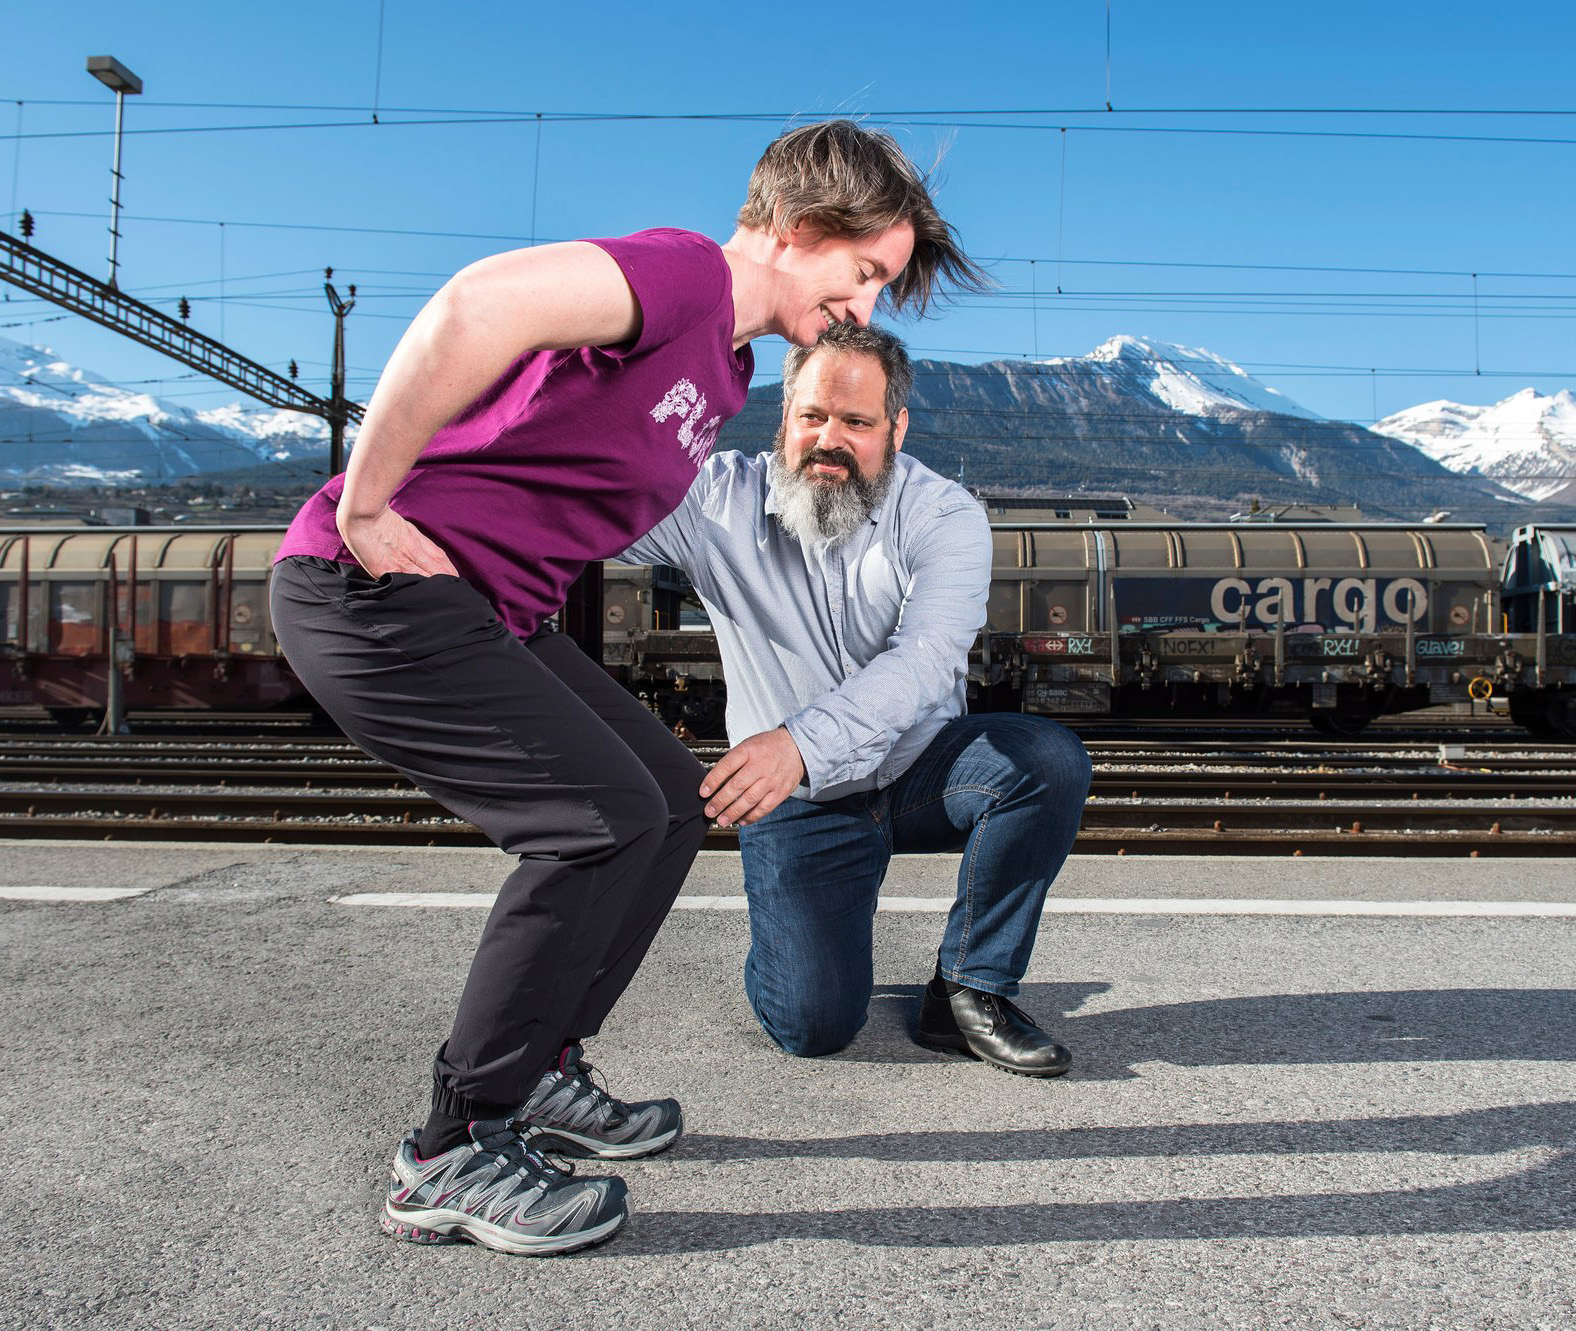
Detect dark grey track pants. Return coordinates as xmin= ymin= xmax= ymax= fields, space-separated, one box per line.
xmin=269 ymin=556 xmax=708 ymax=1120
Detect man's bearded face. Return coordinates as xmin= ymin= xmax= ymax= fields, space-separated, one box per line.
xmin=769 ymin=350 xmax=901 ymax=547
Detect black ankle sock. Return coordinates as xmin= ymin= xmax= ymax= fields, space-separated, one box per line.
xmin=935 ymin=967 xmax=966 ymax=997
xmin=417 ymin=1110 xmax=471 ymax=1160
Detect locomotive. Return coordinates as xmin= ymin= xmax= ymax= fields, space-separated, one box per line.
xmin=1 ymin=515 xmax=1573 ymax=740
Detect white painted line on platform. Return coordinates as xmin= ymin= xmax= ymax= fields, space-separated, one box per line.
xmin=331 ymin=892 xmax=500 ymax=909
xmin=0 ymin=886 xmax=154 ymax=902
xmin=1052 ymin=898 xmax=1576 ymax=918
xmin=332 ymin=892 xmax=1576 ymax=918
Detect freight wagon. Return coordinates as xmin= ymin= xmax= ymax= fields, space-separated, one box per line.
xmin=608 ymin=514 xmax=1575 ymax=741
xmin=1501 ymin=524 xmax=1576 ymax=740
xmin=0 ymin=527 xmax=298 ymax=723
xmin=981 ymin=517 xmax=1511 ymax=736
xmin=1 ymin=517 xmax=1573 ymax=740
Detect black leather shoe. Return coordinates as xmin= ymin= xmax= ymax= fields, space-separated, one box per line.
xmin=917 ymin=977 xmax=1071 ymax=1078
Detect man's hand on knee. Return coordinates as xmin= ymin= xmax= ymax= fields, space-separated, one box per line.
xmin=700 ymin=727 xmax=806 ymax=828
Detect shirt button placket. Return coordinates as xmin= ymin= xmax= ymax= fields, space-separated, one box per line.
xmin=834 ymin=552 xmax=856 ymax=676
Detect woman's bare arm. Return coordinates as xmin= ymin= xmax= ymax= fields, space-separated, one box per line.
xmin=335 ymin=242 xmax=642 ymax=576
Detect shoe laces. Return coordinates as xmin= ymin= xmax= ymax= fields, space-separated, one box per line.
xmin=476 ymin=1125 xmax=575 ymax=1184
xmin=561 ymin=1055 xmax=629 ymax=1128
xmin=979 ymin=990 xmax=1033 ymax=1026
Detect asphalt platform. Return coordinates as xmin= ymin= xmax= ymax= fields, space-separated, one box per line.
xmin=2 ymin=842 xmax=1574 ymax=1330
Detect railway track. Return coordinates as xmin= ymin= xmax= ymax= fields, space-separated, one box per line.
xmin=0 ymin=760 xmax=1571 ymax=800
xmin=0 ymin=733 xmax=1571 ymax=856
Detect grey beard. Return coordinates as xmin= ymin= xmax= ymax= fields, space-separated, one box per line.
xmin=768 ymin=443 xmax=895 ymax=549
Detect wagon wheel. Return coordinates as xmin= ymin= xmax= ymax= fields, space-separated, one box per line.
xmin=46 ymin=707 xmax=101 ymax=732
xmin=1510 ymin=693 xmax=1576 ymax=743
xmin=1309 ymin=709 xmax=1372 ymax=738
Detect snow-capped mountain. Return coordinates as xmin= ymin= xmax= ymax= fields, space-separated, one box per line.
xmin=1051 ymin=334 xmax=1322 ymax=421
xmin=0 ymin=331 xmax=1549 ymax=523
xmin=0 ymin=336 xmax=330 ymax=486
xmin=1373 ymin=388 xmax=1576 ymax=505
xmin=724 ymin=335 xmax=1523 ymax=519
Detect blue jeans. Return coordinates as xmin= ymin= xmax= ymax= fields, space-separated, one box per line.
xmin=736 ymin=714 xmax=1091 ymax=1057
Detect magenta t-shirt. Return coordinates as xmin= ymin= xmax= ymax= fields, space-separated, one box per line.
xmin=276 ymin=228 xmax=754 ymax=638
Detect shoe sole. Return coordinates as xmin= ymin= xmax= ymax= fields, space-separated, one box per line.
xmin=918 ymin=1033 xmax=1071 ymax=1080
xmin=381 ymin=1202 xmax=627 ymax=1256
xmin=520 ymin=1121 xmax=682 ymax=1160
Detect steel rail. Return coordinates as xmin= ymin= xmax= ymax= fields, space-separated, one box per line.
xmin=0 ymin=790 xmax=1570 ymax=840
xmin=2 ymin=761 xmax=1572 ymax=800
xmin=0 ymin=814 xmax=1564 ymax=857
xmin=1 ymin=738 xmax=1569 ymax=765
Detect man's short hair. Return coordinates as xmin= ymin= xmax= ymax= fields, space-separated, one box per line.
xmin=738 ymin=120 xmax=989 ymax=318
xmin=781 ymin=322 xmax=913 ymax=428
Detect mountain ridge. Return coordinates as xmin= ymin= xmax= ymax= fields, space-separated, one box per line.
xmin=725 ymin=337 xmax=1529 ymax=520
xmin=0 ymin=336 xmax=330 ymax=486
xmin=1373 ymin=387 xmax=1576 ymax=505
xmin=2 ymin=331 xmax=1568 ymax=524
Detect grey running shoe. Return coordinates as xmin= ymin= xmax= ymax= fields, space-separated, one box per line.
xmin=516 ymin=1043 xmax=683 ymax=1160
xmin=382 ymin=1117 xmax=627 ymax=1255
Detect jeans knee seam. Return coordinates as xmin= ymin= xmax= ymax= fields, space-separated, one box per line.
xmin=955 ymin=807 xmax=989 ymax=970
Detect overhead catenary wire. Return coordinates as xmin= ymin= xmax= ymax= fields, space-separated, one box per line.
xmin=7 ymin=363 xmax=1572 ymax=481
xmin=5 ymin=113 xmax=1576 ymax=150
xmin=4 ymin=85 xmax=1568 ymax=475
xmin=26 ymin=209 xmax=1576 ymax=283
xmin=9 ymin=98 xmax=1576 ymax=116
xmin=25 ymin=208 xmax=1576 ymax=282
xmin=2 ymin=413 xmax=1566 ymax=475
xmin=8 ymin=275 xmax=1573 ymax=309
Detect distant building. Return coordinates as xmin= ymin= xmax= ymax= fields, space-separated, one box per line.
xmin=1227 ymin=501 xmax=1367 ymax=523
xmin=87 ymin=505 xmax=152 ymax=526
xmin=974 ymin=494 xmax=1171 ymax=522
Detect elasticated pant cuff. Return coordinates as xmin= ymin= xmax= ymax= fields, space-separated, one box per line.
xmin=431 ymin=1079 xmax=515 ymax=1123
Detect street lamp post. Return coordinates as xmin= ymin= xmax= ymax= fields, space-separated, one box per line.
xmin=85 ymin=55 xmax=142 ymax=290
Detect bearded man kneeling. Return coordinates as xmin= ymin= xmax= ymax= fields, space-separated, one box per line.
xmin=626 ymin=322 xmax=1092 ymax=1075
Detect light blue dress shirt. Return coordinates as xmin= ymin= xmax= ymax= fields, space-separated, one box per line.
xmin=623 ymin=450 xmax=992 ymax=801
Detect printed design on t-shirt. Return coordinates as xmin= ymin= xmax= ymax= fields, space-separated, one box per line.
xmin=650 ymin=378 xmax=722 ymax=467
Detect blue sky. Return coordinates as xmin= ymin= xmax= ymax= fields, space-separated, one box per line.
xmin=1 ymin=1 xmax=1572 ymax=428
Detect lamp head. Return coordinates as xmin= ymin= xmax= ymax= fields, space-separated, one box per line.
xmin=86 ymin=56 xmax=143 ymax=95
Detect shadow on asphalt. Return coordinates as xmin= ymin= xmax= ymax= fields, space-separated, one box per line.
xmin=606 ymin=1100 xmax=1576 ymax=1253
xmin=841 ymin=983 xmax=1576 ymax=1078
xmin=598 ymin=1132 xmax=1574 ymax=1252
xmin=585 ymin=988 xmax=1576 ymax=1253
xmin=678 ymin=1101 xmax=1576 ymax=1164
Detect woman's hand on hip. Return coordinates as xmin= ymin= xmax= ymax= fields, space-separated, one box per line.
xmin=336 ymin=507 xmax=459 ymax=578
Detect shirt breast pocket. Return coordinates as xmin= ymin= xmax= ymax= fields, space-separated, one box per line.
xmin=855 ymin=554 xmax=906 ymax=629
